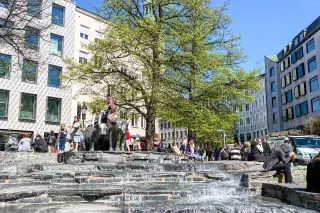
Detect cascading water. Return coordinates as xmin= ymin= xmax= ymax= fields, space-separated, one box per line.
xmin=0 ymin=152 xmax=317 ymax=213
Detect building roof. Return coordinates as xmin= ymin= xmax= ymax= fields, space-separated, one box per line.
xmin=265 ymin=55 xmax=278 ymax=62
xmin=76 ymin=6 xmax=108 ymax=23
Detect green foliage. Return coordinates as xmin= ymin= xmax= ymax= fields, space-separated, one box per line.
xmin=86 ymin=98 xmax=106 ymax=113
xmin=63 ymin=0 xmax=260 ymax=148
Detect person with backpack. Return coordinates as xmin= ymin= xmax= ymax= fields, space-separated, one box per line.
xmin=46 ymin=130 xmax=56 ymax=153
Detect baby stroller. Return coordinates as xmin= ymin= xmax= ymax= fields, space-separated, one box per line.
xmin=5 ymin=134 xmax=19 ymax=151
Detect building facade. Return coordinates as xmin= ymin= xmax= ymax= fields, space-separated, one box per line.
xmin=0 ymin=0 xmax=76 ymax=138
xmin=265 ymin=16 xmax=320 ymax=133
xmin=237 ymin=74 xmax=268 ymax=142
xmin=158 ymin=120 xmax=188 ymax=147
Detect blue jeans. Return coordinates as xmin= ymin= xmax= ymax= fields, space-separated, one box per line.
xmin=59 ymin=138 xmax=66 ymax=151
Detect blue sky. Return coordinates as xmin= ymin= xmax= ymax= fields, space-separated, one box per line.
xmin=77 ymin=0 xmax=320 ymax=72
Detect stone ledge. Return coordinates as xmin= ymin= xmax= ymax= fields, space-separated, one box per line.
xmin=262 ymin=183 xmax=320 ymax=211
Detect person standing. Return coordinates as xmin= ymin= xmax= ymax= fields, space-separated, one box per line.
xmin=46 ymin=130 xmax=56 ymax=153
xmin=17 ymin=133 xmax=31 ymax=152
xmin=58 ymin=124 xmax=68 ymax=153
xmin=125 ymin=128 xmax=131 ymax=151
xmin=70 ymin=116 xmax=82 ymax=152
xmin=251 ymin=138 xmax=266 ymax=162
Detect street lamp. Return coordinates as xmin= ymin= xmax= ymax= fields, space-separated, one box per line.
xmin=217 ymin=129 xmax=226 ymax=147
xmin=81 ymin=102 xmax=88 ymax=128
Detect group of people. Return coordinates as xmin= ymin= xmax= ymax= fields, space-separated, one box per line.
xmin=11 ymin=116 xmax=85 ymax=153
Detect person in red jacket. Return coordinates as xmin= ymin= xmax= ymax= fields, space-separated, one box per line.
xmin=125 ymin=128 xmax=131 ymax=151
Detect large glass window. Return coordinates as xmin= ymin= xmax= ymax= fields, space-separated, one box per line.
xmin=48 ymin=65 xmax=61 ymax=87
xmin=50 ymin=34 xmax=63 ymax=56
xmin=285 ymin=73 xmax=291 ymax=86
xmin=273 ymin=113 xmax=278 ymax=124
xmin=0 ymin=90 xmax=9 ymax=117
xmin=281 ymin=77 xmax=286 ymax=88
xmin=22 ymin=60 xmax=37 ymax=83
xmin=0 ymin=53 xmax=11 ymax=78
xmin=46 ymin=97 xmax=61 ymax=122
xmin=312 ymin=97 xmax=320 ymax=112
xmin=308 ymin=57 xmax=317 ymax=72
xmin=292 ymin=67 xmax=297 ymax=81
xmin=284 ymin=57 xmax=290 ymax=69
xmin=271 ymin=81 xmax=276 ymax=92
xmin=294 ymin=82 xmax=306 ymax=99
xmin=310 ymin=76 xmax=319 ymax=92
xmin=272 ymin=97 xmax=277 ymax=108
xmin=297 ymin=63 xmax=305 ymax=79
xmin=280 ymin=62 xmax=284 ymax=72
xmin=19 ymin=93 xmax=36 ymax=120
xmin=282 ymin=110 xmax=287 ymax=121
xmin=301 ymin=101 xmax=308 ymax=115
xmin=306 ymin=39 xmax=315 ymax=53
xmin=287 ymin=107 xmax=293 ymax=120
xmin=286 ymin=90 xmax=292 ymax=103
xmin=295 ymin=104 xmax=301 ymax=117
xmin=79 ymin=51 xmax=89 ymax=63
xmin=25 ymin=27 xmax=39 ymax=49
xmin=51 ymin=4 xmax=64 ymax=25
xmin=27 ymin=0 xmax=41 ymax=18
xmin=291 ymin=52 xmax=297 ymax=64
xmin=297 ymin=47 xmax=303 ymax=60
xmin=270 ymin=67 xmax=275 ymax=77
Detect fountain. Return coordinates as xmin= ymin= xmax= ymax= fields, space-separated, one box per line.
xmin=0 ymin=152 xmax=317 ymax=213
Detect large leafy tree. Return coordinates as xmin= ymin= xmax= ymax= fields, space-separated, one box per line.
xmin=158 ymin=0 xmax=259 ymax=142
xmin=65 ymin=0 xmax=258 ymax=150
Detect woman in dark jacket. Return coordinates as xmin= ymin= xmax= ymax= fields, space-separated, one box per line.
xmin=251 ymin=139 xmax=267 ymax=162
xmin=32 ymin=134 xmax=48 ymax=153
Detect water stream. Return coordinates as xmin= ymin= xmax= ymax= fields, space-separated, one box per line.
xmin=0 ymin=153 xmax=317 ymax=213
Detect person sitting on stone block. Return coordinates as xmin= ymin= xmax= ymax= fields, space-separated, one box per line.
xmin=263 ymin=143 xmax=295 ymax=184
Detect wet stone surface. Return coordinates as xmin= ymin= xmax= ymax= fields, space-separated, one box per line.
xmin=0 ymin=152 xmax=317 ymax=213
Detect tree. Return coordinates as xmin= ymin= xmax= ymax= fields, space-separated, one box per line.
xmin=0 ymin=0 xmax=52 ymax=62
xmin=158 ymin=0 xmax=259 ymax=142
xmin=64 ymin=0 xmax=258 ymax=150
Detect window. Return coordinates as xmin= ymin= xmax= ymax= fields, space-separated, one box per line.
xmin=0 ymin=90 xmax=9 ymax=117
xmin=281 ymin=77 xmax=286 ymax=88
xmin=285 ymin=73 xmax=291 ymax=86
xmin=0 ymin=0 xmax=9 ymax=7
xmin=291 ymin=52 xmax=297 ymax=64
xmin=272 ymin=97 xmax=277 ymax=108
xmin=282 ymin=109 xmax=287 ymax=121
xmin=239 ymin=119 xmax=244 ymax=125
xmin=46 ymin=97 xmax=61 ymax=122
xmin=95 ymin=31 xmax=103 ymax=39
xmin=295 ymin=102 xmax=308 ymax=117
xmin=168 ymin=122 xmax=171 ymax=128
xmin=246 ymin=117 xmax=250 ymax=124
xmin=299 ymin=32 xmax=305 ymax=42
xmin=0 ymin=53 xmax=11 ymax=78
xmin=25 ymin=27 xmax=40 ymax=49
xmin=27 ymin=0 xmax=41 ymax=18
xmin=245 ymin=104 xmax=250 ymax=111
xmin=295 ymin=104 xmax=301 ymax=117
xmin=311 ymin=97 xmax=320 ymax=112
xmin=19 ymin=93 xmax=36 ymax=120
xmin=48 ymin=65 xmax=61 ymax=87
xmin=270 ymin=67 xmax=275 ymax=77
xmin=301 ymin=101 xmax=308 ymax=116
xmin=51 ymin=4 xmax=64 ymax=25
xmin=296 ymin=47 xmax=303 ymax=60
xmin=280 ymin=62 xmax=284 ymax=72
xmin=80 ymin=25 xmax=89 ymax=40
xmin=293 ymin=63 xmax=305 ymax=81
xmin=284 ymin=57 xmax=290 ymax=69
xmin=310 ymin=76 xmax=319 ymax=92
xmin=131 ymin=115 xmax=138 ymax=127
xmin=79 ymin=51 xmax=88 ymax=63
xmin=308 ymin=57 xmax=317 ymax=72
xmin=294 ymin=37 xmax=299 ymax=46
xmin=22 ymin=60 xmax=37 ymax=83
xmin=50 ymin=34 xmax=63 ymax=56
xmin=271 ymin=81 xmax=276 ymax=92
xmin=283 ymin=107 xmax=294 ymax=122
xmin=282 ymin=90 xmax=292 ymax=104
xmin=180 ymin=131 xmax=183 ymax=139
xmin=294 ymin=82 xmax=306 ymax=99
xmin=307 ymin=39 xmax=315 ymax=53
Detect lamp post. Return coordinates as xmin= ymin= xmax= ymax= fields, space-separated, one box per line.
xmin=81 ymin=102 xmax=88 ymax=128
xmin=217 ymin=129 xmax=226 ymax=147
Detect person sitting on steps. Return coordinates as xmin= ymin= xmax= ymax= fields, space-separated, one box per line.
xmin=263 ymin=143 xmax=296 ymax=184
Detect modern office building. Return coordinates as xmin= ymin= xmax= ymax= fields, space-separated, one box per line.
xmin=265 ymin=16 xmax=320 ymax=133
xmin=0 ymin=0 xmax=76 ymax=138
xmin=237 ymin=74 xmax=268 ymax=142
xmin=158 ymin=120 xmax=188 ymax=147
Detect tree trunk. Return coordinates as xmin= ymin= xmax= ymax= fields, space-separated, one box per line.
xmin=145 ymin=115 xmax=156 ymax=151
